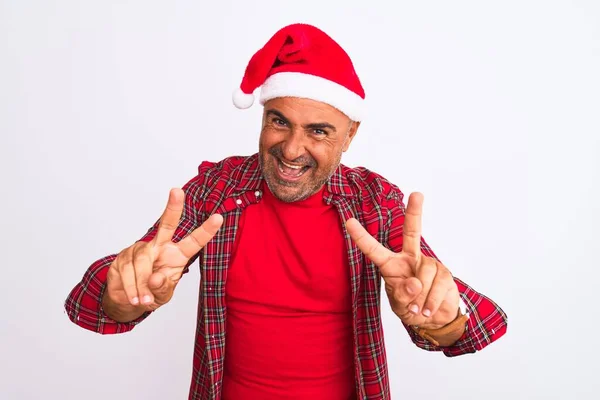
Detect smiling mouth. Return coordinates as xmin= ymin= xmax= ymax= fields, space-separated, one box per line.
xmin=276 ymin=158 xmax=311 ymax=180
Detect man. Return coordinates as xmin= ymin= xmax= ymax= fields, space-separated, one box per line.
xmin=65 ymin=23 xmax=507 ymax=400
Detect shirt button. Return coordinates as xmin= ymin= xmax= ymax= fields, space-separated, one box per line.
xmin=255 ymin=190 xmax=261 ymax=197
xmin=236 ymin=199 xmax=242 ymax=205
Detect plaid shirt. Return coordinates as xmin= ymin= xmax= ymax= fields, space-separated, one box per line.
xmin=65 ymin=154 xmax=508 ymax=400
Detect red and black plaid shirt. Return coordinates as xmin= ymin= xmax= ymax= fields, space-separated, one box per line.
xmin=65 ymin=154 xmax=508 ymax=400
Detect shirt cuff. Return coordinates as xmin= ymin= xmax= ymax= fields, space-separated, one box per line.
xmin=65 ymin=282 xmax=151 ymax=335
xmin=441 ymin=294 xmax=507 ymax=357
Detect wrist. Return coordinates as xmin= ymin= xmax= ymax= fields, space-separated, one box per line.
xmin=412 ymin=298 xmax=469 ymax=347
xmin=101 ymin=289 xmax=146 ymax=323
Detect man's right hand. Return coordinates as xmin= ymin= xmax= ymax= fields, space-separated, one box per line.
xmin=102 ymin=188 xmax=223 ymax=322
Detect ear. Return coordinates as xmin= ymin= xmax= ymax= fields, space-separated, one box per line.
xmin=342 ymin=121 xmax=361 ymax=152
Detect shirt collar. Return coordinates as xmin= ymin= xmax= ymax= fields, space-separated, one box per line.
xmin=230 ymin=154 xmax=263 ymax=195
xmin=326 ymin=164 xmax=356 ymax=199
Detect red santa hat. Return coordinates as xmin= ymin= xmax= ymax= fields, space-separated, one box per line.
xmin=232 ymin=23 xmax=366 ymax=121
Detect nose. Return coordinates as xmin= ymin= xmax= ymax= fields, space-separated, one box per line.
xmin=280 ymin=130 xmax=307 ymax=162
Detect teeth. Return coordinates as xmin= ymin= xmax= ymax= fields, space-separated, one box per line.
xmin=278 ymin=159 xmax=307 ymax=178
xmin=281 ymin=160 xmax=303 ymax=169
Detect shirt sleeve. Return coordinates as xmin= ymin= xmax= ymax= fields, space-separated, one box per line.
xmin=383 ymin=185 xmax=508 ymax=356
xmin=64 ymin=175 xmax=205 ymax=335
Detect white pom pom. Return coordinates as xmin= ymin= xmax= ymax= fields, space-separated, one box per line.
xmin=232 ymin=88 xmax=255 ymax=109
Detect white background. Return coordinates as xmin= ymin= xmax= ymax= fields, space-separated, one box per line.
xmin=1 ymin=1 xmax=598 ymax=399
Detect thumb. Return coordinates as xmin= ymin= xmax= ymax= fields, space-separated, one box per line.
xmin=404 ymin=277 xmax=422 ymax=298
xmin=148 ymin=272 xmax=176 ymax=305
xmin=387 ymin=276 xmax=422 ymax=313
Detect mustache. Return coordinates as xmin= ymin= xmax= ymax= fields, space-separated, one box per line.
xmin=268 ymin=146 xmax=317 ymax=167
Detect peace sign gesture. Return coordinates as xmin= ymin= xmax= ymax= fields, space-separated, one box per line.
xmin=346 ymin=193 xmax=460 ymax=329
xmin=103 ymin=189 xmax=223 ymax=321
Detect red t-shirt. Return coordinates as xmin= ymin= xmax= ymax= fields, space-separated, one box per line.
xmin=222 ymin=182 xmax=356 ymax=400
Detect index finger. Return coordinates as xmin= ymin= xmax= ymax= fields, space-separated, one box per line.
xmin=345 ymin=218 xmax=394 ymax=267
xmin=176 ymin=214 xmax=224 ymax=259
xmin=402 ymin=192 xmax=424 ymax=259
xmin=154 ymin=188 xmax=185 ymax=245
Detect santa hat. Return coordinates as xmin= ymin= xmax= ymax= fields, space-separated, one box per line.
xmin=232 ymin=23 xmax=365 ymax=121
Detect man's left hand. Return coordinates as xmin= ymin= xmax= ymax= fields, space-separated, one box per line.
xmin=346 ymin=192 xmax=460 ymax=330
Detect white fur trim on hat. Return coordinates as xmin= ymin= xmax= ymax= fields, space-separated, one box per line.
xmin=258 ymin=72 xmax=365 ymax=121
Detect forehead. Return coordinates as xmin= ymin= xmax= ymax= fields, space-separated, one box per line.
xmin=263 ymin=97 xmax=349 ymax=123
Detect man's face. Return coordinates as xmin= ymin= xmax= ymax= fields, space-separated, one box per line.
xmin=259 ymin=97 xmax=360 ymax=203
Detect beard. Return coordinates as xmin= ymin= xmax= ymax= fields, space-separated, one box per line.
xmin=258 ymin=144 xmax=343 ymax=203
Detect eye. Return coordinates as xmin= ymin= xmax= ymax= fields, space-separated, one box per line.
xmin=273 ymin=118 xmax=287 ymax=126
xmin=313 ymin=129 xmax=327 ymax=136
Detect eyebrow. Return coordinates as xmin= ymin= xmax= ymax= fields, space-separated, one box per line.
xmin=265 ymin=109 xmax=337 ymax=133
xmin=266 ymin=109 xmax=289 ymax=123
